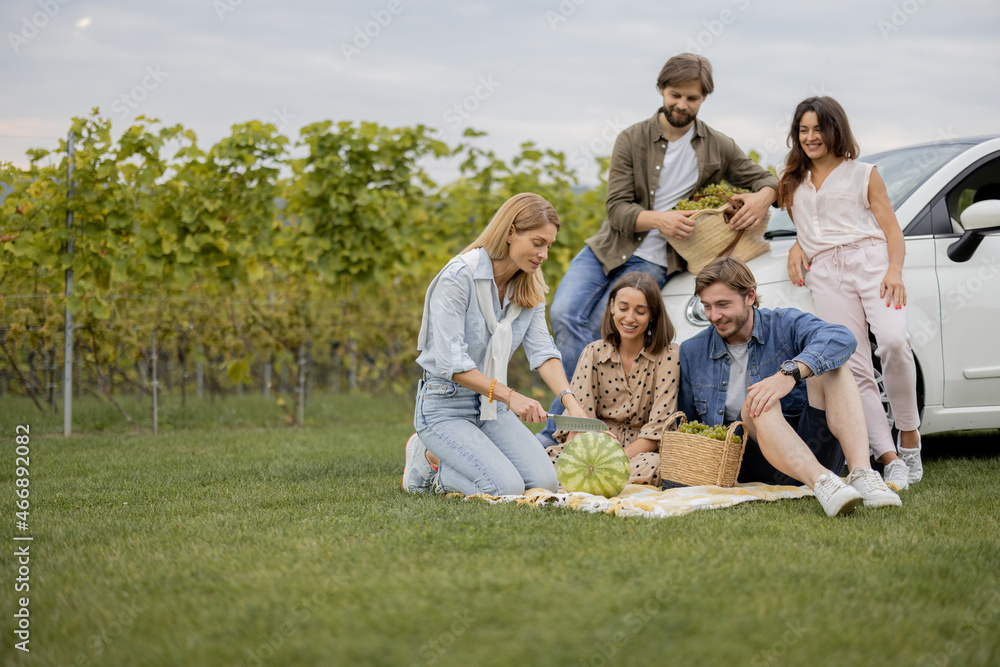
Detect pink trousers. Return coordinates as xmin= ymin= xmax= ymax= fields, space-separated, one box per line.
xmin=806 ymin=238 xmax=920 ymax=459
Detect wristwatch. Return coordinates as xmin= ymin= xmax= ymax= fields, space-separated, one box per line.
xmin=779 ymin=360 xmax=802 ymax=384
xmin=557 ymin=388 xmax=576 ymax=406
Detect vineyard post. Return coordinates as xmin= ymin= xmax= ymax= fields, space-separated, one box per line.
xmin=348 ymin=339 xmax=358 ymax=391
xmin=63 ymin=130 xmax=75 ymax=437
xmin=178 ymin=335 xmax=187 ymax=407
xmin=263 ymin=356 xmax=272 ymax=398
xmin=151 ymin=331 xmax=158 ymax=435
xmin=348 ymin=286 xmax=358 ymax=391
xmin=50 ymin=345 xmax=57 ymax=412
xmin=265 ymin=291 xmax=273 ymax=397
xmin=296 ymin=341 xmax=306 ymax=427
xmin=330 ymin=342 xmax=339 ymax=393
xmin=46 ymin=345 xmax=56 ymax=412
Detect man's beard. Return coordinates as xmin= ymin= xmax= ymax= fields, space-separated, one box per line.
xmin=715 ymin=307 xmax=750 ymax=341
xmin=664 ymin=105 xmax=696 ymax=128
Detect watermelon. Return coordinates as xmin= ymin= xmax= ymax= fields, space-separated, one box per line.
xmin=555 ymin=432 xmax=630 ymax=498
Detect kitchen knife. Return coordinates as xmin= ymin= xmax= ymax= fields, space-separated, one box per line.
xmin=547 ymin=413 xmax=609 ymax=432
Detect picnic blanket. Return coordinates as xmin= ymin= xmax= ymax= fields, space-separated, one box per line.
xmin=458 ymin=482 xmax=814 ymax=518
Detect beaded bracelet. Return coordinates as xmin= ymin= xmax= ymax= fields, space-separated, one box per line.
xmin=488 ymin=378 xmax=498 ymax=403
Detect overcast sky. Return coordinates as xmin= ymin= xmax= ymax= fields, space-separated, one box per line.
xmin=2 ymin=0 xmax=998 ymax=185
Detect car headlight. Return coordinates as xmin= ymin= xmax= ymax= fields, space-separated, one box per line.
xmin=685 ymin=296 xmax=708 ymax=327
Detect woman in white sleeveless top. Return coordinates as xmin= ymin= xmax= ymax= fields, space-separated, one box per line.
xmin=403 ymin=193 xmax=586 ymax=496
xmin=778 ymin=97 xmax=922 ymax=490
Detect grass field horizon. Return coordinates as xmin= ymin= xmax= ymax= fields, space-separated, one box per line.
xmin=2 ymin=393 xmax=998 ymax=666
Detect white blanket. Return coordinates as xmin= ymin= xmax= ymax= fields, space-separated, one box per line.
xmin=458 ymin=482 xmax=814 ymax=518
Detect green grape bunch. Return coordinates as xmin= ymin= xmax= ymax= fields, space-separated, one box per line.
xmin=677 ymin=420 xmax=743 ymax=444
xmin=674 ymin=182 xmax=751 ymax=211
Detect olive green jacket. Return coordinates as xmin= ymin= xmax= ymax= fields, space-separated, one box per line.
xmin=586 ymin=111 xmax=779 ymax=274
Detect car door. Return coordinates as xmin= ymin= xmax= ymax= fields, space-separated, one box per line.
xmin=930 ymin=152 xmax=1000 ymax=409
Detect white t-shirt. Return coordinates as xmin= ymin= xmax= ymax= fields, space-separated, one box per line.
xmin=633 ymin=124 xmax=698 ymax=267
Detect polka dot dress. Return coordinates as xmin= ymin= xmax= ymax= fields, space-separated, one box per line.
xmin=549 ymin=340 xmax=680 ymax=487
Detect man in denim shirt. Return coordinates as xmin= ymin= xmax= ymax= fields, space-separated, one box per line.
xmin=677 ymin=257 xmax=901 ymax=517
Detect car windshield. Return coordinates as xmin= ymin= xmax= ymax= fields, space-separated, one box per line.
xmin=765 ymin=141 xmax=974 ymax=237
xmin=865 ymin=143 xmax=971 ymax=208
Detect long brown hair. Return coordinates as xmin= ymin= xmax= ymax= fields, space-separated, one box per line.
xmin=777 ymin=96 xmax=860 ymax=209
xmin=462 ymin=193 xmax=560 ymax=309
xmin=600 ymin=271 xmax=675 ymax=354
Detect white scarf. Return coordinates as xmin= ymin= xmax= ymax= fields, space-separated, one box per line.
xmin=416 ymin=249 xmax=522 ymax=420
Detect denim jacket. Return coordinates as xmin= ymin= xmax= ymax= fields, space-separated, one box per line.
xmin=678 ymin=307 xmax=856 ymax=427
xmin=415 ymin=248 xmax=560 ymax=381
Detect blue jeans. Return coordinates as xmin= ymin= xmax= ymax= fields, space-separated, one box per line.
xmin=539 ymin=247 xmax=673 ymax=443
xmin=415 ymin=376 xmax=559 ymax=495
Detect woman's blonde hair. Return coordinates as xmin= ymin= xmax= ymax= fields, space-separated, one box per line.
xmin=463 ymin=193 xmax=561 ymax=308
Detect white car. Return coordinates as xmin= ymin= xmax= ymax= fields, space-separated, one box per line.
xmin=662 ymin=135 xmax=1000 ymax=436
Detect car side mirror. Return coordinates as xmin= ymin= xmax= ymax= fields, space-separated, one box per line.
xmin=947 ymin=200 xmax=1000 ymax=262
xmin=961 ymin=199 xmax=1000 ymax=231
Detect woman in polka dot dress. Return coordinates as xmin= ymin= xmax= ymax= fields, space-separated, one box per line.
xmin=546 ymin=271 xmax=679 ymax=486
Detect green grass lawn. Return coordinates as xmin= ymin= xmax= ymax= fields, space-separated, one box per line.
xmin=1 ymin=394 xmax=999 ymax=667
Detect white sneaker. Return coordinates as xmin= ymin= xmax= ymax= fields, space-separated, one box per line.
xmin=847 ymin=467 xmax=902 ymax=508
xmin=883 ymin=459 xmax=910 ymax=491
xmin=403 ymin=433 xmax=435 ymax=493
xmin=898 ymin=431 xmax=923 ymax=483
xmin=813 ymin=473 xmax=864 ymax=517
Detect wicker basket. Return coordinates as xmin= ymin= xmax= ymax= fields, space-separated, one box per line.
xmin=670 ymin=203 xmax=770 ymax=274
xmin=659 ymin=412 xmax=747 ymax=488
